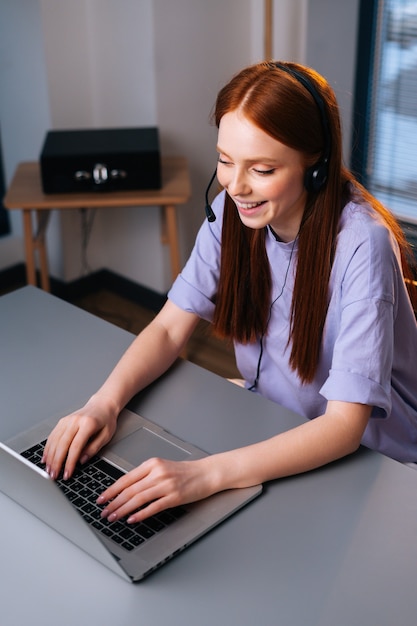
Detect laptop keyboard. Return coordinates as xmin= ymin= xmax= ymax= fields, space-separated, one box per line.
xmin=21 ymin=441 xmax=186 ymax=552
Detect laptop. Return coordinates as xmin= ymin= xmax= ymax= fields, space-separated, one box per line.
xmin=0 ymin=408 xmax=262 ymax=582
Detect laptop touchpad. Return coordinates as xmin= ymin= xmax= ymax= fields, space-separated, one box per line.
xmin=109 ymin=427 xmax=191 ymax=467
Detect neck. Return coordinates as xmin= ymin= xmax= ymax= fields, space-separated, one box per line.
xmin=268 ymin=226 xmax=282 ymax=241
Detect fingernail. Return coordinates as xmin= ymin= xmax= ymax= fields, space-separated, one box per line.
xmin=63 ymin=470 xmax=69 ymax=481
xmin=127 ymin=516 xmax=135 ymax=524
xmin=80 ymin=454 xmax=89 ymax=465
xmin=107 ymin=512 xmax=117 ymax=522
xmin=100 ymin=508 xmax=109 ymax=518
xmin=96 ymin=495 xmax=105 ymax=504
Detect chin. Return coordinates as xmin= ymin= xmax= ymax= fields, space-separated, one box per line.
xmin=238 ymin=215 xmax=269 ymax=231
xmin=235 ymin=207 xmax=267 ymax=227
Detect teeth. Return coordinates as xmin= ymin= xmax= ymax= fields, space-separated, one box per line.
xmin=236 ymin=201 xmax=263 ymax=209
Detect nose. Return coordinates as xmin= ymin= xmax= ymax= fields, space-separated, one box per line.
xmin=224 ymin=167 xmax=251 ymax=197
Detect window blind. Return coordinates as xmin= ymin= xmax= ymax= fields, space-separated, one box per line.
xmin=366 ymin=0 xmax=417 ymax=224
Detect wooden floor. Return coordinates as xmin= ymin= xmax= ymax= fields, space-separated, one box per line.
xmin=73 ymin=289 xmax=241 ymax=379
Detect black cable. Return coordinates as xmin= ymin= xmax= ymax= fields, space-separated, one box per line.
xmin=248 ymin=232 xmax=298 ymax=391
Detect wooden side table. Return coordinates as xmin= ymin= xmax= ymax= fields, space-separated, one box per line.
xmin=3 ymin=157 xmax=191 ymax=291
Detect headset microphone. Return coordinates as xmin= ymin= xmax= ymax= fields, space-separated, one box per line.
xmin=204 ymin=169 xmax=218 ymax=222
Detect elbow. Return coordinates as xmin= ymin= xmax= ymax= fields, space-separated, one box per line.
xmin=341 ymin=424 xmax=367 ymax=459
xmin=346 ymin=437 xmax=362 ymax=457
xmin=326 ymin=402 xmax=371 ymax=460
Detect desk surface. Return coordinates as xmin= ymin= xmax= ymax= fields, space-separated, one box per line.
xmin=1 ymin=286 xmax=417 ymax=626
xmin=3 ymin=157 xmax=191 ymax=209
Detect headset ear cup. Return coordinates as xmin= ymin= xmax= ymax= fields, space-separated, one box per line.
xmin=304 ymin=161 xmax=328 ymax=193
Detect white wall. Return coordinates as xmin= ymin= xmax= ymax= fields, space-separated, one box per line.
xmin=0 ymin=0 xmax=360 ymax=293
xmin=41 ymin=0 xmax=161 ymax=284
xmin=0 ymin=0 xmax=52 ymax=268
xmin=306 ymin=0 xmax=361 ymax=162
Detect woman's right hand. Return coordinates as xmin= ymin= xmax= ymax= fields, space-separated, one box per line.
xmin=41 ymin=302 xmax=200 ymax=481
xmin=42 ymin=394 xmax=119 ymax=481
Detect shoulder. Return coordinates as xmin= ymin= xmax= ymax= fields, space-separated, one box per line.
xmin=337 ymin=200 xmax=398 ymax=260
xmin=334 ymin=200 xmax=401 ymax=303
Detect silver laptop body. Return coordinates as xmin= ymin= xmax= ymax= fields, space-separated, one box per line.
xmin=0 ymin=408 xmax=262 ymax=582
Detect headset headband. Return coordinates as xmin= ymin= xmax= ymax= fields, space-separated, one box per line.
xmin=272 ymin=62 xmax=331 ymax=162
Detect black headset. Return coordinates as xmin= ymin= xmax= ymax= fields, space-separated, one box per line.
xmin=204 ymin=62 xmax=332 ymax=221
xmin=273 ymin=62 xmax=331 ymax=194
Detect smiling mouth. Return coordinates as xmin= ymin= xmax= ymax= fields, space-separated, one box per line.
xmin=235 ymin=200 xmax=266 ymax=210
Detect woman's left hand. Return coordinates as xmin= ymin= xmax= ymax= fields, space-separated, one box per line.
xmin=95 ymin=400 xmax=372 ymax=525
xmin=96 ymin=456 xmax=217 ymax=523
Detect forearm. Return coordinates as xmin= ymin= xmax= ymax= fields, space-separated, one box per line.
xmin=95 ymin=403 xmax=371 ymax=524
xmin=92 ymin=325 xmax=178 ymax=414
xmin=205 ymin=402 xmax=371 ymax=491
xmin=44 ymin=301 xmax=199 ymax=480
xmin=92 ymin=303 xmax=199 ymax=417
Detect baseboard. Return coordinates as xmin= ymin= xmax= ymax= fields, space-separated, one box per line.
xmin=0 ymin=263 xmax=26 ymax=291
xmin=0 ymin=263 xmax=167 ymax=312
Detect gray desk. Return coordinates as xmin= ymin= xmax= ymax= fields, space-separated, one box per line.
xmin=1 ymin=286 xmax=416 ymax=626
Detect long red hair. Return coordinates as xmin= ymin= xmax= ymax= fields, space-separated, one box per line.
xmin=212 ymin=61 xmax=417 ymax=383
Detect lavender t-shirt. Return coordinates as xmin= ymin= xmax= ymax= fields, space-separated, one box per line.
xmin=168 ymin=191 xmax=417 ymax=462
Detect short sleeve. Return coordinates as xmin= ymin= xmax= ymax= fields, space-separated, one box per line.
xmin=320 ymin=299 xmax=394 ymax=417
xmin=320 ymin=214 xmax=399 ymax=417
xmin=168 ymin=191 xmax=225 ymax=322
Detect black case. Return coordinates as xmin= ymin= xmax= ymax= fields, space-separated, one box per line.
xmin=40 ymin=127 xmax=161 ymax=193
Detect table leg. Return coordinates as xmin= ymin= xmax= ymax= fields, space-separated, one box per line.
xmin=22 ymin=210 xmax=37 ymax=286
xmin=36 ymin=210 xmax=51 ymax=292
xmin=22 ymin=209 xmax=51 ymax=291
xmin=162 ymin=204 xmax=181 ymax=282
xmin=162 ymin=204 xmax=187 ymax=358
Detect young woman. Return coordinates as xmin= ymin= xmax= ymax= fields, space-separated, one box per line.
xmin=43 ymin=61 xmax=417 ymax=525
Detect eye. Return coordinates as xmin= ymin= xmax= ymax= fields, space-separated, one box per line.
xmin=253 ymin=168 xmax=275 ymax=175
xmin=218 ymin=156 xmax=232 ymax=166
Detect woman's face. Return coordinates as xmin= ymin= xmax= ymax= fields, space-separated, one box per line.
xmin=217 ymin=110 xmax=308 ymax=242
